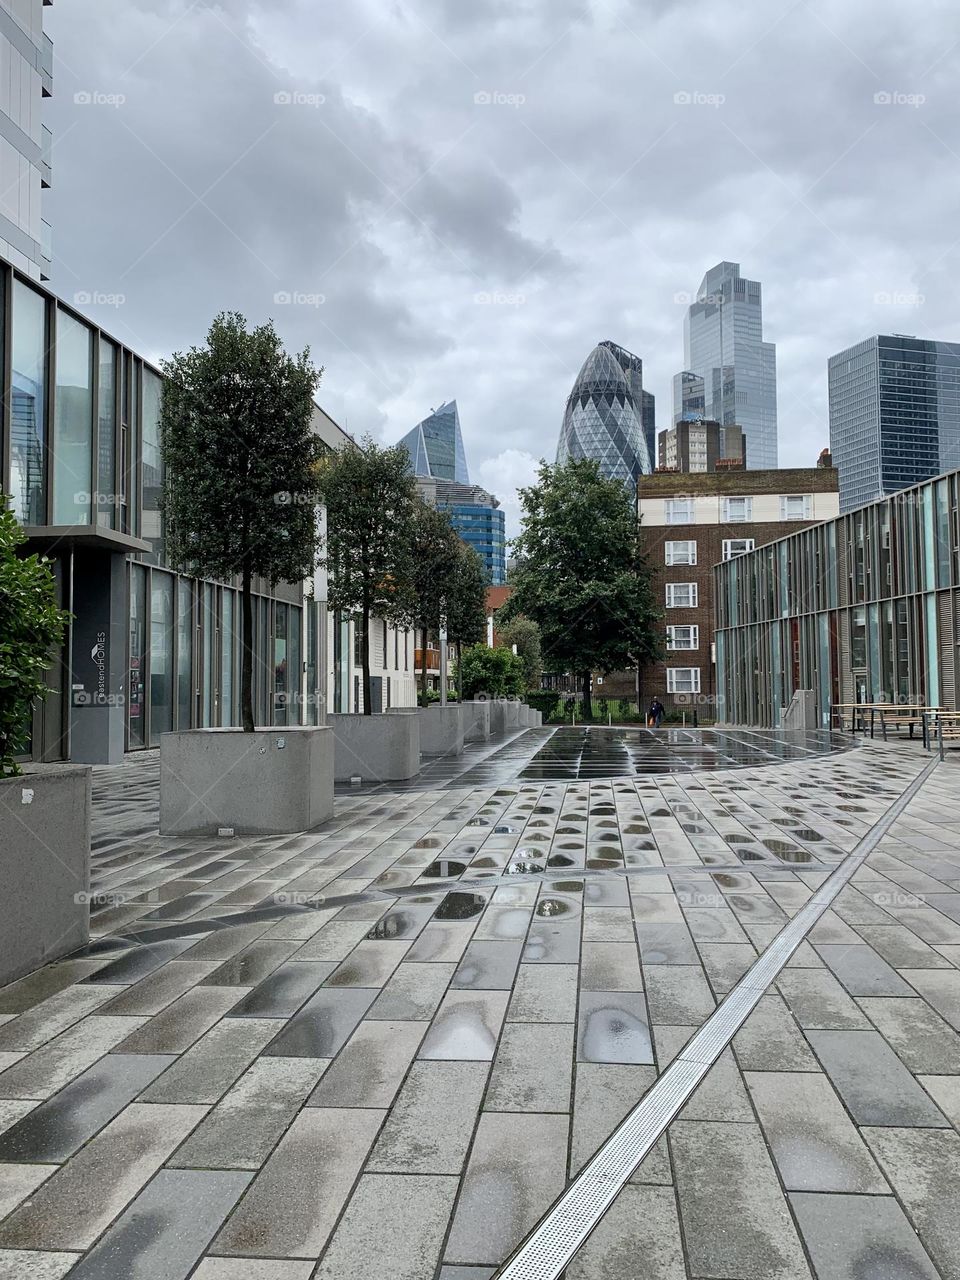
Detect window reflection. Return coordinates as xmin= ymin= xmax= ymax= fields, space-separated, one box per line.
xmin=54 ymin=310 xmax=93 ymax=525
xmin=11 ymin=282 xmax=47 ymax=524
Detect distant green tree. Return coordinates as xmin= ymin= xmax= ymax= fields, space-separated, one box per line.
xmin=0 ymin=503 xmax=71 ymax=776
xmin=446 ymin=542 xmax=489 ymax=678
xmin=458 ymin=643 xmax=525 ymax=700
xmin=317 ymin=439 xmax=418 ymax=715
xmin=160 ymin=312 xmax=322 ymax=732
xmin=498 ymin=616 xmax=542 ymax=691
xmin=499 ymin=458 xmax=660 ymax=719
xmin=407 ymin=501 xmax=461 ymax=707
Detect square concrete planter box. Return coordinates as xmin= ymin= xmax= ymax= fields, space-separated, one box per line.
xmin=330 ymin=711 xmax=420 ymax=783
xmin=419 ymin=704 xmax=466 ymax=757
xmin=530 ymin=707 xmax=543 ymax=727
xmin=489 ymin=699 xmax=522 ymax=735
xmin=0 ymin=765 xmax=91 ymax=987
xmin=517 ymin=704 xmax=532 ymax=727
xmin=160 ymin=727 xmax=334 ymax=836
xmin=462 ymin=699 xmax=491 ymax=742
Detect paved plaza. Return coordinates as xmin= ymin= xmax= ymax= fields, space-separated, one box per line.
xmin=1 ymin=726 xmax=959 ymax=1278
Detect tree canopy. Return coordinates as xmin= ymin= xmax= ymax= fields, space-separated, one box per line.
xmin=498 ymin=616 xmax=542 ymax=691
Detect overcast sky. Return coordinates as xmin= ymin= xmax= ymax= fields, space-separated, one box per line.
xmin=47 ymin=0 xmax=960 ymax=533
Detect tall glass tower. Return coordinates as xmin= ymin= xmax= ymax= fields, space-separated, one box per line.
xmin=829 ymin=335 xmax=960 ymax=513
xmin=675 ymin=262 xmax=778 ymax=468
xmin=397 ymin=400 xmax=469 ymax=483
xmin=557 ymin=342 xmax=652 ymax=484
xmin=0 ymin=0 xmax=53 ymax=280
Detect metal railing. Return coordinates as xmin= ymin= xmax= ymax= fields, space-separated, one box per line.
xmin=830 ymin=702 xmax=944 ymax=748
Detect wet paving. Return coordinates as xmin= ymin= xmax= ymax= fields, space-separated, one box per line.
xmin=1 ymin=733 xmax=959 ymax=1279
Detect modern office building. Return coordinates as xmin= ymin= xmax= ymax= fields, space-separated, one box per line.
xmin=828 ymin=335 xmax=960 ymax=513
xmin=715 ymin=469 xmax=960 ymax=726
xmin=415 ymin=475 xmax=507 ymax=586
xmin=675 ymin=262 xmax=778 ymax=468
xmin=397 ymin=400 xmax=468 ymax=484
xmin=657 ymin=420 xmax=746 ymax=473
xmin=0 ymin=0 xmax=52 ymax=280
xmin=557 ymin=341 xmax=652 ymax=484
xmin=638 ymin=468 xmax=839 ymax=713
xmin=596 ymin=340 xmax=656 ymax=468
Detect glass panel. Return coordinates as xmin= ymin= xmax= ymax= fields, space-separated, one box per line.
xmin=53 ymin=310 xmax=93 ymax=525
xmin=306 ymin=601 xmax=319 ymax=725
xmin=11 ymin=281 xmax=47 ymax=524
xmin=177 ymin=579 xmax=193 ymax=730
xmin=149 ymin=573 xmax=174 ymax=745
xmin=274 ymin=604 xmax=288 ymax=725
xmin=202 ymin=584 xmax=215 ymax=728
xmin=221 ymin=591 xmax=235 ymax=726
xmin=288 ymin=606 xmax=301 ymax=725
xmin=128 ymin=565 xmax=148 ymax=748
xmin=97 ymin=338 xmax=117 ymax=528
xmin=141 ymin=368 xmax=163 ymax=560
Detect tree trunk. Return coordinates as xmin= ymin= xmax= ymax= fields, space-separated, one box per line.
xmin=581 ymin=669 xmax=592 ymax=722
xmin=241 ymin=559 xmax=255 ymax=733
xmin=361 ymin=597 xmax=372 ymax=715
xmin=420 ymin=625 xmax=429 ymax=708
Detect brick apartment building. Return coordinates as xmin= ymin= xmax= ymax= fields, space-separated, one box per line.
xmin=637 ymin=468 xmax=840 ymax=715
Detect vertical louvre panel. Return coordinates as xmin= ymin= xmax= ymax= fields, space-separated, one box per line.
xmin=942 ymin=593 xmax=958 ymax=712
xmin=839 ymin=612 xmax=854 ymax=703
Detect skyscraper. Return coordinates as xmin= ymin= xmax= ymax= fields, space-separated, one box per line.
xmin=397 ymin=400 xmax=469 ymax=484
xmin=675 ymin=262 xmax=777 ymax=468
xmin=557 ymin=342 xmax=652 ymax=484
xmin=0 ymin=0 xmax=52 ymax=280
xmin=828 ymin=335 xmax=960 ymax=512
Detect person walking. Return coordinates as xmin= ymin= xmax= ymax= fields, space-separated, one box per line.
xmin=648 ymin=697 xmax=665 ymax=728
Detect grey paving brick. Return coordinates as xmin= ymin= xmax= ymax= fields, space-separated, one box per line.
xmin=566 ymin=1184 xmax=686 ymax=1279
xmin=522 ymin=921 xmax=581 ymax=962
xmin=419 ymin=990 xmax=509 ymax=1061
xmin=507 ymin=963 xmax=578 ymax=1022
xmin=0 ymin=1102 xmax=207 ymax=1249
xmin=262 ymin=987 xmax=378 ymax=1057
xmin=577 ymin=990 xmax=653 ymax=1064
xmin=643 ymin=965 xmax=715 ymax=1023
xmin=211 ymin=1108 xmax=383 ymax=1258
xmin=0 ymin=1100 xmax=36 ymax=1137
xmin=314 ymin=1173 xmax=457 ymax=1280
xmin=655 ymin=1028 xmax=753 ymax=1121
xmin=790 ymin=1190 xmax=940 ymax=1280
xmin=444 ymin=1112 xmax=568 ymax=1266
xmin=307 ymin=1019 xmax=423 ymax=1107
xmin=671 ymin=1120 xmax=811 ymax=1280
xmin=98 ymin=960 xmax=223 ymax=1014
xmin=580 ymin=942 xmax=643 ymax=991
xmin=200 ymin=940 xmax=302 ymax=986
xmin=324 ymin=940 xmax=411 ymax=987
xmin=863 ymin=1125 xmax=960 ymax=1279
xmin=193 ymin=1261 xmax=313 ymax=1279
xmin=61 ymin=1168 xmax=251 ymax=1280
xmin=437 ymin=1268 xmax=495 ymax=1280
xmin=807 ymin=1030 xmax=949 ymax=1126
xmin=169 ymin=1057 xmax=326 ymax=1169
xmin=0 ymin=1014 xmax=147 ymax=1100
xmin=697 ymin=942 xmax=758 ymax=993
xmin=813 ymin=943 xmax=915 ymax=996
xmin=0 ymin=1249 xmax=79 ymax=1278
xmin=0 ymin=1163 xmax=54 ymax=1222
xmin=745 ymin=1072 xmax=889 ymax=1192
xmin=858 ymin=996 xmax=960 ymax=1073
xmin=180 ymin=923 xmax=275 ymax=961
xmin=115 ymin=986 xmax=247 ymax=1053
xmin=294 ymin=918 xmax=379 ymax=960
xmin=637 ymin=922 xmax=700 ymax=965
xmin=776 ymin=970 xmax=871 ymax=1029
xmin=900 ymin=968 xmax=960 ymax=1030
xmin=222 ymin=961 xmax=335 ymax=1018
xmin=451 ymin=940 xmax=524 ymax=991
xmin=404 ymin=923 xmax=476 ymax=962
xmin=368 ymin=1060 xmax=489 ymax=1174
xmin=582 ymin=907 xmax=634 ymax=942
xmin=141 ymin=1017 xmax=284 ymax=1103
xmin=367 ymin=961 xmax=455 ymax=1020
xmin=570 ymin=1062 xmax=671 ymax=1184
xmin=854 ymin=924 xmax=954 ymax=968
xmin=732 ymin=994 xmax=819 ymax=1070
xmin=918 ymin=1074 xmax=960 ymax=1127
xmin=486 ymin=1022 xmax=574 ymax=1111
xmin=0 ymin=986 xmax=116 ymax=1053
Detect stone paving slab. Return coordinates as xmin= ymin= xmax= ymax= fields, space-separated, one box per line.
xmin=1 ymin=736 xmax=959 ymax=1277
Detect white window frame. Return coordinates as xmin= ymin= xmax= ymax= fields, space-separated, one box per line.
xmin=665 ymin=497 xmax=694 ymax=524
xmin=666 ymin=625 xmax=699 ymax=650
xmin=780 ymin=494 xmax=812 ymax=520
xmin=722 ymin=537 xmax=755 ymax=561
xmin=665 ymin=540 xmax=697 ymax=566
xmin=722 ymin=496 xmax=753 ymax=523
xmin=666 ymin=582 xmax=698 ymax=608
xmin=666 ymin=667 xmax=701 ymax=693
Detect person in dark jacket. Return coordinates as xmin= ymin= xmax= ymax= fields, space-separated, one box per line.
xmin=648 ymin=697 xmax=665 ymax=728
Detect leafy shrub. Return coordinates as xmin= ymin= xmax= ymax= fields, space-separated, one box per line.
xmin=458 ymin=644 xmax=525 ymax=700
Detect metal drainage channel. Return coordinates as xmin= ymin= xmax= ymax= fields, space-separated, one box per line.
xmin=492 ymin=754 xmax=940 ymax=1280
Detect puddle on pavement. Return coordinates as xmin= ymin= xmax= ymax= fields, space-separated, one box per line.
xmin=434 ymin=892 xmax=487 ymax=920
xmin=422 ymin=859 xmax=468 ymax=879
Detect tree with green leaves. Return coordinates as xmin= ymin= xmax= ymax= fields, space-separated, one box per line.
xmin=498 ymin=458 xmax=660 ymax=719
xmin=408 ymin=501 xmax=461 ymax=707
xmin=498 ymin=616 xmax=542 ymax=691
xmin=0 ymin=503 xmax=70 ymax=776
xmin=160 ymin=313 xmax=322 ymax=733
xmin=445 ymin=542 xmax=489 ymax=682
xmin=458 ymin=643 xmax=525 ymax=700
xmin=317 ymin=439 xmax=418 ymax=715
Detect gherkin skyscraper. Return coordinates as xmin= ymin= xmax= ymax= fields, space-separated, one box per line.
xmin=556 ymin=342 xmax=652 ymax=484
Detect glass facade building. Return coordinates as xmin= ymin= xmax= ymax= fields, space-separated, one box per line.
xmin=828 ymin=335 xmax=960 ymax=513
xmin=397 ymin=400 xmax=469 ymax=483
xmin=557 ymin=342 xmax=652 ymax=484
xmin=715 ymin=469 xmax=960 ymax=726
xmin=676 ymin=262 xmax=778 ymax=469
xmin=415 ymin=476 xmax=506 ymax=586
xmin=0 ymin=0 xmax=52 ymax=279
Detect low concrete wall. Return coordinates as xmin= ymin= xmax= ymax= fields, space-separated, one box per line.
xmin=160 ymin=727 xmax=334 ymax=836
xmin=489 ymin=699 xmax=521 ymax=735
xmin=331 ymin=711 xmax=420 ymax=782
xmin=462 ymin=700 xmax=491 ymax=742
xmin=0 ymin=766 xmax=91 ymax=986
xmin=420 ymin=705 xmax=466 ymax=757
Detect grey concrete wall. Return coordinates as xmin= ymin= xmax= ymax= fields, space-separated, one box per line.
xmin=419 ymin=705 xmax=466 ymax=757
xmin=462 ymin=700 xmax=491 ymax=742
xmin=0 ymin=766 xmax=91 ymax=986
xmin=489 ymin=699 xmax=521 ymax=735
xmin=330 ymin=712 xmax=420 ymax=782
xmin=160 ymin=727 xmax=334 ymax=836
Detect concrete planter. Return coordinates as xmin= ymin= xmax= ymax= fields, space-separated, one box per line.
xmin=530 ymin=707 xmax=543 ymax=727
xmin=489 ymin=699 xmax=521 ymax=735
xmin=517 ymin=704 xmax=532 ymax=727
xmin=0 ymin=766 xmax=91 ymax=986
xmin=330 ymin=711 xmax=420 ymax=783
xmin=160 ymin=727 xmax=334 ymax=836
xmin=462 ymin=700 xmax=491 ymax=742
xmin=419 ymin=705 xmax=466 ymax=757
